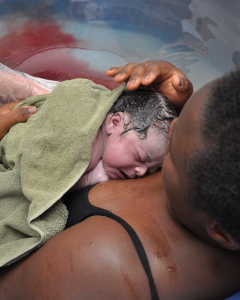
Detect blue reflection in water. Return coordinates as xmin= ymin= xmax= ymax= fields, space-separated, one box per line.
xmin=0 ymin=0 xmax=239 ymax=90
xmin=226 ymin=292 xmax=240 ymax=300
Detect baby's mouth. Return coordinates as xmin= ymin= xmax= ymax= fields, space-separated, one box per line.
xmin=119 ymin=170 xmax=127 ymax=179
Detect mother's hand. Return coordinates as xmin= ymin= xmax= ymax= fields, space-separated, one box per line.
xmin=0 ymin=101 xmax=36 ymax=140
xmin=106 ymin=60 xmax=193 ymax=110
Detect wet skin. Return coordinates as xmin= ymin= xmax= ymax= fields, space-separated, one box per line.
xmin=1 ymin=61 xmax=240 ymax=299
xmin=101 ymin=113 xmax=166 ymax=179
xmin=163 ymin=85 xmax=211 ymax=242
xmin=1 ymin=83 xmax=240 ymax=299
xmin=1 ymin=173 xmax=240 ymax=300
xmin=163 ymin=83 xmax=240 ymax=251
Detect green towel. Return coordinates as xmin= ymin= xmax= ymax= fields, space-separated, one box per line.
xmin=0 ymin=79 xmax=126 ymax=267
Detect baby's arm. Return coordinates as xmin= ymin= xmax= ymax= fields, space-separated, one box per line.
xmin=70 ymin=160 xmax=110 ymax=192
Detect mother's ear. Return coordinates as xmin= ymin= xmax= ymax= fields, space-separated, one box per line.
xmin=105 ymin=112 xmax=125 ymax=135
xmin=206 ymin=221 xmax=240 ymax=251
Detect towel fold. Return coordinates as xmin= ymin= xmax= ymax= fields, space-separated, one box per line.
xmin=0 ymin=78 xmax=126 ymax=266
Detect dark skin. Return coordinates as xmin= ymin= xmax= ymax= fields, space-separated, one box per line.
xmin=105 ymin=60 xmax=193 ymax=111
xmin=163 ymin=84 xmax=240 ymax=251
xmin=1 ymin=173 xmax=240 ymax=300
xmin=0 ymin=61 xmax=240 ymax=299
xmin=0 ymin=61 xmax=192 ymax=138
xmin=0 ymin=101 xmax=36 ymax=140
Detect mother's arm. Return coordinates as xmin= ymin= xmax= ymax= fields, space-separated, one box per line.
xmin=0 ymin=216 xmax=150 ymax=300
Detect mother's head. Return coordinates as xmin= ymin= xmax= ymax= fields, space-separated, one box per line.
xmin=163 ymin=69 xmax=240 ymax=251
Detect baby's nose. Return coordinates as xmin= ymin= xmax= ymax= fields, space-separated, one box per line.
xmin=134 ymin=165 xmax=148 ymax=177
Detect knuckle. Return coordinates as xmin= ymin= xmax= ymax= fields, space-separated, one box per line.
xmin=123 ymin=62 xmax=138 ymax=69
xmin=124 ymin=63 xmax=133 ymax=67
xmin=143 ymin=71 xmax=151 ymax=77
xmin=129 ymin=73 xmax=138 ymax=79
xmin=117 ymin=69 xmax=128 ymax=76
xmin=16 ymin=108 xmax=29 ymax=120
xmin=149 ymin=62 xmax=159 ymax=67
xmin=134 ymin=63 xmax=145 ymax=69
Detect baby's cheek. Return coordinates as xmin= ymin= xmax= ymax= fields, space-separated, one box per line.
xmin=158 ymin=143 xmax=167 ymax=165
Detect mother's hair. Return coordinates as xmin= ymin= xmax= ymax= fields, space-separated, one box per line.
xmin=186 ymin=69 xmax=240 ymax=241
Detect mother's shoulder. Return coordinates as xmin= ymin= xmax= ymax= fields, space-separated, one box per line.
xmin=88 ymin=172 xmax=240 ymax=299
xmin=89 ymin=171 xmax=165 ymax=222
xmin=0 ymin=215 xmax=151 ymax=300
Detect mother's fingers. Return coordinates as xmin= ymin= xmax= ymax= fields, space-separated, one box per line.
xmin=106 ymin=60 xmax=193 ymax=109
xmin=105 ymin=63 xmax=139 ymax=84
xmin=105 ymin=66 xmax=124 ymax=77
xmin=0 ymin=105 xmax=37 ymax=140
xmin=0 ymin=100 xmax=24 ymax=112
xmin=124 ymin=63 xmax=151 ymax=89
xmin=171 ymin=74 xmax=193 ymax=102
xmin=106 ymin=62 xmax=155 ymax=89
xmin=106 ymin=61 xmax=177 ymax=90
xmin=140 ymin=61 xmax=175 ymax=85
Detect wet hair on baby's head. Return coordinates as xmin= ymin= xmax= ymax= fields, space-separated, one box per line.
xmin=109 ymin=89 xmax=177 ymax=139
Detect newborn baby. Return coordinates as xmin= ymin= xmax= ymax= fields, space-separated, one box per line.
xmin=0 ymin=78 xmax=177 ymax=266
xmin=71 ymin=89 xmax=177 ymax=191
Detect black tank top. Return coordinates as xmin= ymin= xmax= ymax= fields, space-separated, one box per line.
xmin=63 ymin=185 xmax=160 ymax=300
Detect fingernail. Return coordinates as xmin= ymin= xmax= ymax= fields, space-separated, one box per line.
xmin=178 ymin=75 xmax=184 ymax=87
xmin=127 ymin=79 xmax=135 ymax=86
xmin=27 ymin=106 xmax=37 ymax=114
xmin=115 ymin=73 xmax=123 ymax=77
xmin=143 ymin=74 xmax=150 ymax=80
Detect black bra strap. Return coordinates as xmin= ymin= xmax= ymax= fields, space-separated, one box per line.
xmin=84 ymin=197 xmax=160 ymax=300
xmin=63 ymin=185 xmax=160 ymax=300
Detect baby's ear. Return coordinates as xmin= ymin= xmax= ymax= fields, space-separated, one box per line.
xmin=105 ymin=112 xmax=125 ymax=134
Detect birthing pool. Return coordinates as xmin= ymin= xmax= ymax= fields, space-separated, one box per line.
xmin=0 ymin=1 xmax=239 ymax=299
xmin=1 ymin=0 xmax=240 ymax=91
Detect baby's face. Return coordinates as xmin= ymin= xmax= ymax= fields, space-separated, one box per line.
xmin=101 ymin=126 xmax=167 ymax=180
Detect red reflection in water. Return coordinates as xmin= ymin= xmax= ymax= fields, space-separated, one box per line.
xmin=0 ymin=21 xmax=121 ymax=89
xmin=30 ymin=54 xmax=122 ymax=90
xmin=13 ymin=49 xmax=122 ymax=90
xmin=0 ymin=21 xmax=80 ymax=65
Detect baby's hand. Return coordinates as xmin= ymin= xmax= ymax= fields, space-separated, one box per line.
xmin=89 ymin=160 xmax=110 ymax=185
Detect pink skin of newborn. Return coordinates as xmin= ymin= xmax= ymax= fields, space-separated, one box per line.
xmin=71 ymin=112 xmax=167 ymax=192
